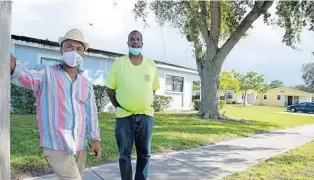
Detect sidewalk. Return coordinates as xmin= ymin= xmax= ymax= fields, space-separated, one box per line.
xmin=24 ymin=124 xmax=314 ymax=180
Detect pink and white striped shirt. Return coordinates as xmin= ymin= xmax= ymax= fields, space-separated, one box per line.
xmin=11 ymin=60 xmax=100 ymax=155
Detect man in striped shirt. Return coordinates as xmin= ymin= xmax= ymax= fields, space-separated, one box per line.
xmin=10 ymin=29 xmax=101 ymax=180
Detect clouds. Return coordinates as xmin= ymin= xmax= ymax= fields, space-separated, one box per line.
xmin=10 ymin=0 xmax=314 ymax=86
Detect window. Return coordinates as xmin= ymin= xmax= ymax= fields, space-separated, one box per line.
xmin=264 ymin=95 xmax=267 ymax=99
xmin=277 ymin=95 xmax=281 ymax=100
xmin=166 ymin=75 xmax=184 ymax=92
xmin=308 ymin=103 xmax=314 ymax=107
xmin=294 ymin=96 xmax=300 ymax=104
xmin=192 ymin=81 xmax=200 ymax=101
xmin=192 ymin=91 xmax=201 ymax=101
xmin=192 ymin=80 xmax=201 ymax=101
xmin=226 ymin=93 xmax=233 ymax=99
xmin=41 ymin=57 xmax=59 ymax=65
xmin=299 ymin=102 xmax=307 ymax=107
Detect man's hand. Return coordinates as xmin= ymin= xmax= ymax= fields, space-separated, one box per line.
xmin=106 ymin=88 xmax=119 ymax=108
xmin=90 ymin=139 xmax=101 ymax=160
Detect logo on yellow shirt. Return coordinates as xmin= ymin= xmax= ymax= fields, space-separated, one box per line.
xmin=145 ymin=74 xmax=150 ymax=81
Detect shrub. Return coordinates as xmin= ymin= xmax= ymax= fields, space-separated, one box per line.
xmin=193 ymin=100 xmax=225 ymax=111
xmin=153 ymin=95 xmax=173 ymax=112
xmin=193 ymin=100 xmax=200 ymax=111
xmin=11 ymin=84 xmax=36 ymax=114
xmin=93 ymin=85 xmax=110 ymax=112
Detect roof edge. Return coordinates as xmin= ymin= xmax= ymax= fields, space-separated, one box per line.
xmin=11 ymin=34 xmax=198 ymax=72
xmin=268 ymin=87 xmax=314 ymax=96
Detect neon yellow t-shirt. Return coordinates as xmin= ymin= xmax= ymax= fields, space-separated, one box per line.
xmin=105 ymin=55 xmax=160 ymax=118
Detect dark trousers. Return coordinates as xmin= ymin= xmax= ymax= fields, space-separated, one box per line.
xmin=115 ymin=114 xmax=153 ymax=180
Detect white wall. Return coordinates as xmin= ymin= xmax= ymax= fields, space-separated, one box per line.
xmin=230 ymin=92 xmax=257 ymax=105
xmin=236 ymin=95 xmax=244 ymax=104
xmin=299 ymin=96 xmax=312 ymax=103
xmin=156 ymin=67 xmax=200 ymax=110
xmin=247 ymin=94 xmax=258 ymax=105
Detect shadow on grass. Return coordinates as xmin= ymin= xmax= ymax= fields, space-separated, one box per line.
xmin=11 ymin=160 xmax=53 ymax=180
xmin=155 ymin=115 xmax=280 ymax=135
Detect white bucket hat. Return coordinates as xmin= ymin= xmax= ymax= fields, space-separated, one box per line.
xmin=58 ymin=29 xmax=89 ymax=50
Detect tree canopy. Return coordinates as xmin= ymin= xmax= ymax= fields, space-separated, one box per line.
xmin=133 ymin=1 xmax=314 ymax=51
xmin=302 ymin=62 xmax=314 ymax=87
xmin=220 ymin=71 xmax=240 ymax=93
xmin=269 ymin=80 xmax=285 ymax=89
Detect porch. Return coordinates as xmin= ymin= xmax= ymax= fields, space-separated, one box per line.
xmin=284 ymin=95 xmax=312 ymax=106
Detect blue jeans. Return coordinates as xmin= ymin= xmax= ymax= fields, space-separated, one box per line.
xmin=115 ymin=114 xmax=153 ymax=180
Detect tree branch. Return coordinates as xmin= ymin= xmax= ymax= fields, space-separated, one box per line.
xmin=210 ymin=1 xmax=221 ymax=45
xmin=216 ymin=1 xmax=274 ymax=66
xmin=199 ymin=1 xmax=211 ymax=49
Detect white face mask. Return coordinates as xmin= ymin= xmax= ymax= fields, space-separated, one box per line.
xmin=61 ymin=51 xmax=83 ymax=67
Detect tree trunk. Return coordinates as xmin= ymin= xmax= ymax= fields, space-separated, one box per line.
xmin=0 ymin=1 xmax=12 ymax=180
xmin=243 ymin=90 xmax=247 ymax=106
xmin=197 ymin=60 xmax=221 ymax=119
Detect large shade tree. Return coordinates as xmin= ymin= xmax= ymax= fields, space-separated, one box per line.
xmin=132 ymin=0 xmax=314 ymax=119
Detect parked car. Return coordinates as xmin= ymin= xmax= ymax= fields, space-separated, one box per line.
xmin=287 ymin=102 xmax=314 ymax=113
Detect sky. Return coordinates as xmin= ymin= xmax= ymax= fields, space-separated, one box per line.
xmin=10 ymin=0 xmax=314 ymax=87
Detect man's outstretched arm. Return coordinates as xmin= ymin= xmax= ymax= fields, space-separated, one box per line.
xmin=10 ymin=55 xmax=44 ymax=91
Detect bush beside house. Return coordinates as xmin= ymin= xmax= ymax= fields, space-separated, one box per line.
xmin=11 ymin=85 xmax=36 ymax=114
xmin=193 ymin=100 xmax=200 ymax=111
xmin=153 ymin=95 xmax=173 ymax=112
xmin=193 ymin=99 xmax=226 ymax=112
xmin=93 ymin=85 xmax=110 ymax=112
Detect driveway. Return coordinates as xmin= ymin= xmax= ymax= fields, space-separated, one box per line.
xmin=277 ymin=112 xmax=314 ymax=117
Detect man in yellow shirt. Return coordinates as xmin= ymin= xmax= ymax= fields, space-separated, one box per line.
xmin=105 ymin=30 xmax=160 ymax=180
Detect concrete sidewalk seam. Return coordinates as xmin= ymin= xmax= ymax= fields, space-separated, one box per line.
xmin=89 ymin=167 xmax=105 ymax=180
xmin=169 ymin=157 xmax=218 ymax=177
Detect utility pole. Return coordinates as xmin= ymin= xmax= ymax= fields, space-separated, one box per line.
xmin=0 ymin=1 xmax=12 ymax=179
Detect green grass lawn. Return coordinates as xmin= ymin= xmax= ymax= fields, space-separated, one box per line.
xmin=223 ymin=141 xmax=314 ymax=180
xmin=10 ymin=105 xmax=314 ymax=179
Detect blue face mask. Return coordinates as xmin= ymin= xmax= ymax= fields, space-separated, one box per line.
xmin=129 ymin=47 xmax=142 ymax=56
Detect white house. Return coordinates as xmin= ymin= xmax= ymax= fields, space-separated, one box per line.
xmin=11 ymin=35 xmax=200 ymax=111
xmin=219 ymin=90 xmax=259 ymax=105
